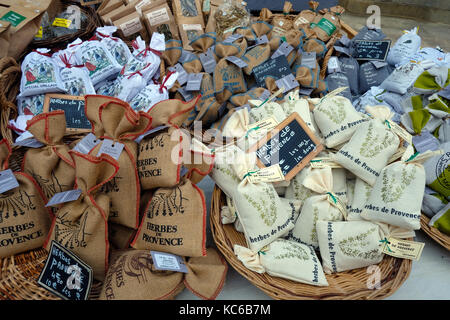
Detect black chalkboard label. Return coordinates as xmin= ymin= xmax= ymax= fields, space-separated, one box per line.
xmin=44 ymin=94 xmax=91 ymax=132
xmin=253 ymin=55 xmax=292 ymax=88
xmin=353 ymin=40 xmax=391 ymax=61
xmin=248 ymin=112 xmax=323 ymax=180
xmin=38 ymin=241 xmax=93 ymax=300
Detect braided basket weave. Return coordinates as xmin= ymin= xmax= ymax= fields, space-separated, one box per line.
xmin=421 ymin=214 xmax=450 ymax=251
xmin=211 ymin=185 xmax=412 ymax=300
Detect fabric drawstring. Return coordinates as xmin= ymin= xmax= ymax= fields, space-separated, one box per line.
xmin=327 ymin=192 xmax=338 ymax=204
xmin=137 ymin=47 xmax=162 ymax=58
xmin=406 ymin=152 xmax=420 ymax=162
xmin=126 ymin=63 xmax=151 ymax=79
xmin=245 ymin=126 xmax=260 ymax=137
xmin=96 ymin=31 xmax=119 ymax=42
xmin=60 ymin=53 xmax=84 ymax=69
xmin=159 ymin=70 xmax=175 ymax=93
xmin=32 ymin=49 xmax=52 ymax=57
xmin=379 ymin=238 xmax=392 ymax=252
xmin=243 ymin=170 xmax=257 ymax=179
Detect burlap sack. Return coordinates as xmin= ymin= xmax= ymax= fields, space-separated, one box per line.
xmin=302 ymin=39 xmax=327 ymax=59
xmin=44 ymin=151 xmax=119 ymax=281
xmin=317 ymin=220 xmax=414 ymax=274
xmin=100 ymin=247 xmax=227 ymax=300
xmin=235 ymin=26 xmax=257 ymax=42
xmin=22 ymin=111 xmax=75 ymax=201
xmin=182 ymin=138 xmax=215 ymax=184
xmin=311 ymin=11 xmax=340 ymax=42
xmin=149 ymin=95 xmax=201 ymax=129
xmin=295 ymin=61 xmax=321 ymax=90
xmin=162 ymin=40 xmax=183 ymax=68
xmin=230 ymin=87 xmax=268 ymax=107
xmin=293 ymin=2 xmax=319 ymax=29
xmin=234 ymin=239 xmax=328 ymax=286
xmin=290 ymin=167 xmax=345 ymax=249
xmin=240 ymin=22 xmax=272 ymax=75
xmin=347 ymin=178 xmax=372 ymax=221
xmin=132 ymin=177 xmax=207 ymax=257
xmin=361 ymin=147 xmax=433 ymax=230
xmin=138 ymin=127 xmax=185 ymax=190
xmin=213 ymin=42 xmax=247 ymax=100
xmin=0 ymin=139 xmax=52 ymax=258
xmin=312 ymin=88 xmax=367 ymax=148
xmin=109 ymin=222 xmax=136 ymax=250
xmin=86 ymin=96 xmax=152 ymax=229
xmin=231 ymin=152 xmax=295 ymax=252
xmin=334 ymin=106 xmax=401 ymax=186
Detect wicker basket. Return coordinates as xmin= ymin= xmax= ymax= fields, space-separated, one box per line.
xmin=421 ymin=214 xmax=450 ymax=251
xmin=28 ymin=1 xmax=102 ymax=53
xmin=0 ymin=57 xmax=21 ymax=145
xmin=211 ymin=185 xmax=412 ymax=300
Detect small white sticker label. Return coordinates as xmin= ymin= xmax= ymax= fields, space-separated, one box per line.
xmin=98 ymin=139 xmax=125 ymax=160
xmin=0 ymin=169 xmax=19 ymax=194
xmin=150 ymin=251 xmax=189 ymax=273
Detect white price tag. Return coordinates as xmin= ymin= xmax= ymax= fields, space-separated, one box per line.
xmin=0 ymin=169 xmax=19 ymax=194
xmin=73 ymin=133 xmax=101 ymax=154
xmin=98 ymin=139 xmax=125 ymax=160
xmin=150 ymin=251 xmax=189 ymax=273
xmin=46 ymin=189 xmax=82 ymax=207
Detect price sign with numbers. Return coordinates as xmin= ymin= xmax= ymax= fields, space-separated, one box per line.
xmin=253 ymin=55 xmax=293 ymax=88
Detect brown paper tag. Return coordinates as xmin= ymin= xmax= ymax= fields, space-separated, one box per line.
xmin=382 ymin=237 xmax=425 ymax=261
xmin=246 ymin=116 xmax=279 ymax=137
xmin=147 ymin=7 xmax=170 ymax=26
xmin=310 ymin=157 xmax=343 ymax=169
xmin=387 ymin=120 xmax=413 ymax=145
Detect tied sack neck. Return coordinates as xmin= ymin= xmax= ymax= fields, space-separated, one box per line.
xmin=232 ymin=151 xmax=259 ymax=186
xmin=303 ymin=166 xmax=347 ymax=217
xmin=25 ymin=111 xmax=73 ymax=165
xmin=233 ymin=244 xmax=266 ymax=273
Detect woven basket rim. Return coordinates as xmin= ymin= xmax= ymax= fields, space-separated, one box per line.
xmin=210 ymin=184 xmax=412 ymax=300
xmin=420 ymin=214 xmax=450 ymax=251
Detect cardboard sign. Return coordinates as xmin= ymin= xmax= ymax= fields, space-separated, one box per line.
xmin=248 ymin=112 xmax=323 ymax=180
xmin=253 ymin=55 xmax=292 ymax=88
xmin=353 ymin=40 xmax=391 ymax=61
xmin=44 ymin=94 xmax=90 ymax=133
xmin=38 ymin=241 xmax=93 ymax=300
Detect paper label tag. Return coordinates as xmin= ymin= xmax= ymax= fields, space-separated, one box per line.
xmin=135 ymin=125 xmax=168 ymax=144
xmin=38 ymin=241 xmax=93 ymax=300
xmin=168 ymin=63 xmax=188 ymax=85
xmin=327 ymin=56 xmax=341 ymax=73
xmin=179 ymin=49 xmax=195 ymax=63
xmin=387 ymin=120 xmax=413 ymax=145
xmin=186 ymin=73 xmax=203 ymax=91
xmin=0 ymin=169 xmax=19 ymax=194
xmin=147 ymin=7 xmax=170 ymax=26
xmin=223 ymin=34 xmax=243 ymax=43
xmin=150 ymin=251 xmax=189 ymax=273
xmin=98 ymin=139 xmax=125 ymax=160
xmin=256 ymin=35 xmax=269 ymax=45
xmin=382 ymin=237 xmax=425 ymax=261
xmin=46 ymin=189 xmax=82 ymax=207
xmin=334 ymin=45 xmax=351 ymax=56
xmin=73 ymin=133 xmax=101 ymax=154
xmin=199 ymin=48 xmax=216 ymax=74
xmin=316 ymin=18 xmax=337 ymax=36
xmin=294 ymin=16 xmax=310 ymax=27
xmin=259 ymin=89 xmax=271 ymax=102
xmin=299 ymin=87 xmax=314 ymax=96
xmin=271 ymin=26 xmax=286 ymax=37
xmin=247 ymin=116 xmax=279 ymax=137
xmin=275 ymin=73 xmax=299 ymax=93
xmin=225 ymin=56 xmax=248 ymax=68
xmin=120 ymin=17 xmax=142 ymax=37
xmin=52 ymin=18 xmax=72 ymax=28
xmin=271 ymin=42 xmax=294 ymax=60
xmin=177 ymin=86 xmax=195 ymax=101
xmin=0 ymin=11 xmax=26 ymax=27
xmin=310 ymin=157 xmax=343 ymax=169
xmin=301 ymin=51 xmax=317 ymax=69
xmin=412 ymin=131 xmax=441 ymax=153
xmin=406 ymin=150 xmax=443 ymax=163
xmin=338 ymin=34 xmax=351 ymax=47
xmin=248 ymin=164 xmax=285 ymax=183
xmin=35 ymin=26 xmax=43 ymax=39
xmin=13 ymin=138 xmax=44 ymax=148
xmin=371 ymin=60 xmax=389 ymax=69
xmin=136 ymin=0 xmax=151 ymax=12
xmin=387 ymin=146 xmax=407 ymax=164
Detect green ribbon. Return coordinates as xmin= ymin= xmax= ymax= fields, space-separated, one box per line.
xmin=243 ymin=170 xmax=257 ymax=179
xmin=310 ymin=159 xmax=321 ymax=163
xmin=281 ymin=36 xmax=287 ymax=43
xmin=384 ymin=120 xmax=391 ymax=129
xmin=245 ymin=126 xmax=260 ymax=138
xmin=406 ymin=152 xmax=420 ymax=162
xmin=379 ymin=238 xmax=393 ymax=252
xmin=327 ymin=192 xmax=337 ymax=204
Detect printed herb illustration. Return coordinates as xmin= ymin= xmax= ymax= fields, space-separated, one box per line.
xmin=311 ymin=206 xmax=319 ymax=243
xmin=381 ymin=166 xmax=416 ymax=203
xmin=124 ymin=252 xmax=154 ymax=284
xmin=214 ymin=164 xmax=241 ymax=184
xmin=0 ymin=189 xmax=36 ymax=222
xmin=148 ymin=186 xmax=189 ymax=218
xmin=274 ymin=242 xmax=309 ymax=260
xmin=140 ymin=134 xmax=166 ymax=153
xmin=28 ymin=171 xmax=66 ymax=200
xmin=243 ymin=185 xmax=277 ymax=226
xmin=24 ymin=62 xmax=56 ymax=85
xmin=360 ymin=122 xmax=397 ymax=158
xmin=100 ymin=176 xmax=122 ymax=194
xmin=317 ymin=99 xmax=347 ymax=124
xmin=338 ymin=227 xmax=381 ymax=260
xmin=55 ymin=209 xmax=92 ymax=249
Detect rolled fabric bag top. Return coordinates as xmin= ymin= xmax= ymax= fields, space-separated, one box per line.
xmin=95 ymin=26 xmax=132 ymax=66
